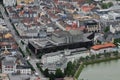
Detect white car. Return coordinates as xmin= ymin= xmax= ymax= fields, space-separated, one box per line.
xmin=35 ymin=72 xmax=39 ymax=76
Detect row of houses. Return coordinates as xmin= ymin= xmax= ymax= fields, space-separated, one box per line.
xmin=2 ymin=55 xmax=31 ymax=75
xmin=0 ymin=18 xmax=32 ymax=75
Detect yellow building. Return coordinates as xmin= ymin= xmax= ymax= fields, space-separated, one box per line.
xmin=4 ymin=33 xmax=13 ymax=39
xmin=17 ymin=0 xmax=34 ymax=5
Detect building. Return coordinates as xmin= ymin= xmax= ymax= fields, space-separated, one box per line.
xmin=90 ymin=43 xmax=117 ymax=54
xmin=3 ymin=0 xmax=16 ymax=6
xmin=81 ymin=4 xmax=95 ymax=12
xmin=17 ymin=0 xmax=34 ymax=5
xmin=110 ymin=24 xmax=120 ymax=33
xmin=51 ymin=30 xmax=84 ymax=44
xmin=41 ymin=48 xmax=89 ymax=64
xmin=41 ymin=51 xmax=64 ymax=64
xmin=41 ymin=48 xmax=89 ymax=73
xmin=0 ymin=73 xmax=10 ymax=80
xmin=0 ymin=25 xmax=9 ymax=32
xmin=84 ymin=19 xmax=101 ymax=32
xmin=108 ymin=12 xmax=120 ymax=20
xmin=15 ymin=65 xmax=31 ymax=74
xmin=28 ymin=30 xmax=94 ymax=54
xmin=65 ymin=48 xmax=89 ymax=62
xmin=8 ymin=74 xmax=31 ymax=80
xmin=1 ymin=56 xmax=31 ymax=74
xmin=2 ymin=56 xmax=16 ymax=73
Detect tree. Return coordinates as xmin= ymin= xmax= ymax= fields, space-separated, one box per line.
xmin=90 ymin=55 xmax=96 ymax=60
xmin=101 ymin=2 xmax=113 ymax=9
xmin=55 ymin=68 xmax=64 ymax=78
xmin=86 ymin=0 xmax=93 ymax=4
xmin=104 ymin=26 xmax=109 ymax=33
xmin=64 ymin=61 xmax=72 ymax=76
xmin=44 ymin=68 xmax=49 ymax=77
xmin=64 ymin=61 xmax=75 ymax=76
xmin=96 ymin=54 xmax=101 ymax=59
xmin=49 ymin=72 xmax=55 ymax=80
xmin=38 ymin=53 xmax=43 ymax=59
xmin=85 ymin=56 xmax=90 ymax=61
xmin=79 ymin=57 xmax=85 ymax=62
xmin=113 ymin=51 xmax=119 ymax=56
xmin=104 ymin=52 xmax=110 ymax=57
xmin=107 ymin=2 xmax=113 ymax=8
xmin=36 ymin=63 xmax=43 ymax=73
xmin=101 ymin=3 xmax=108 ymax=9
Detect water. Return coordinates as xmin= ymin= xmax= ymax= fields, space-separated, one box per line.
xmin=79 ymin=59 xmax=120 ymax=80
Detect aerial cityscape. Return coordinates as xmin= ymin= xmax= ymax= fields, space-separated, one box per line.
xmin=0 ymin=0 xmax=120 ymax=80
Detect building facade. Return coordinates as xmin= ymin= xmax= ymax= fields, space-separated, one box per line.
xmin=84 ymin=20 xmax=101 ymax=32
xmin=3 ymin=0 xmax=16 ymax=6
xmin=2 ymin=56 xmax=31 ymax=74
xmin=41 ymin=52 xmax=63 ymax=64
xmin=90 ymin=43 xmax=117 ymax=54
xmin=16 ymin=65 xmax=31 ymax=74
xmin=17 ymin=0 xmax=34 ymax=5
xmin=2 ymin=57 xmax=16 ymax=73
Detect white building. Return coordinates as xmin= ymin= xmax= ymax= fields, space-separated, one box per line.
xmin=90 ymin=43 xmax=117 ymax=54
xmin=41 ymin=48 xmax=89 ymax=64
xmin=41 ymin=52 xmax=64 ymax=64
xmin=2 ymin=56 xmax=31 ymax=75
xmin=15 ymin=65 xmax=31 ymax=74
xmin=2 ymin=56 xmax=16 ymax=73
xmin=100 ymin=14 xmax=109 ymax=20
xmin=66 ymin=51 xmax=89 ymax=62
xmin=108 ymin=12 xmax=120 ymax=20
xmin=3 ymin=0 xmax=16 ymax=6
xmin=110 ymin=24 xmax=120 ymax=33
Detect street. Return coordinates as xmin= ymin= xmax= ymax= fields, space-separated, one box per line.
xmin=0 ymin=4 xmax=48 ymax=80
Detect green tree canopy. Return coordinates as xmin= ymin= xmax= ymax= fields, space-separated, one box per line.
xmin=44 ymin=68 xmax=49 ymax=77
xmin=49 ymin=72 xmax=55 ymax=80
xmin=104 ymin=26 xmax=109 ymax=33
xmin=101 ymin=2 xmax=113 ymax=9
xmin=64 ymin=61 xmax=76 ymax=76
xmin=55 ymin=68 xmax=64 ymax=78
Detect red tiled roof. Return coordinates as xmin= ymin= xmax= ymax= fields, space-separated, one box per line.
xmin=91 ymin=43 xmax=116 ymax=50
xmin=81 ymin=4 xmax=95 ymax=12
xmin=16 ymin=5 xmax=23 ymax=9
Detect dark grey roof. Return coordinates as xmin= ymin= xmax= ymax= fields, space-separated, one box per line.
xmin=97 ymin=36 xmax=106 ymax=42
xmin=16 ymin=65 xmax=31 ymax=69
xmin=106 ymin=33 xmax=120 ymax=42
xmin=84 ymin=20 xmax=98 ymax=25
xmin=52 ymin=31 xmax=70 ymax=37
xmin=2 ymin=56 xmax=16 ymax=66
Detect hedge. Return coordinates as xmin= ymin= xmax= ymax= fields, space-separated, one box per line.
xmin=19 ymin=47 xmax=25 ymax=57
xmin=27 ymin=61 xmax=35 ymax=71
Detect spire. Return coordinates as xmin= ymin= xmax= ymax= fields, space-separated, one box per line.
xmin=3 ymin=46 xmax=10 ymax=55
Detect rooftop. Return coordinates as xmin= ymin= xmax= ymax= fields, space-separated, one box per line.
xmin=91 ymin=43 xmax=116 ymax=50
xmin=8 ymin=74 xmax=30 ymax=80
xmin=2 ymin=56 xmax=16 ymax=66
xmin=0 ymin=73 xmax=9 ymax=80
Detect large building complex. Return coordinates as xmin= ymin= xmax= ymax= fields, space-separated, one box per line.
xmin=28 ymin=30 xmax=94 ymax=54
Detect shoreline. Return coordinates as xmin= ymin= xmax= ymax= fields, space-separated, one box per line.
xmin=74 ymin=56 xmax=120 ymax=80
